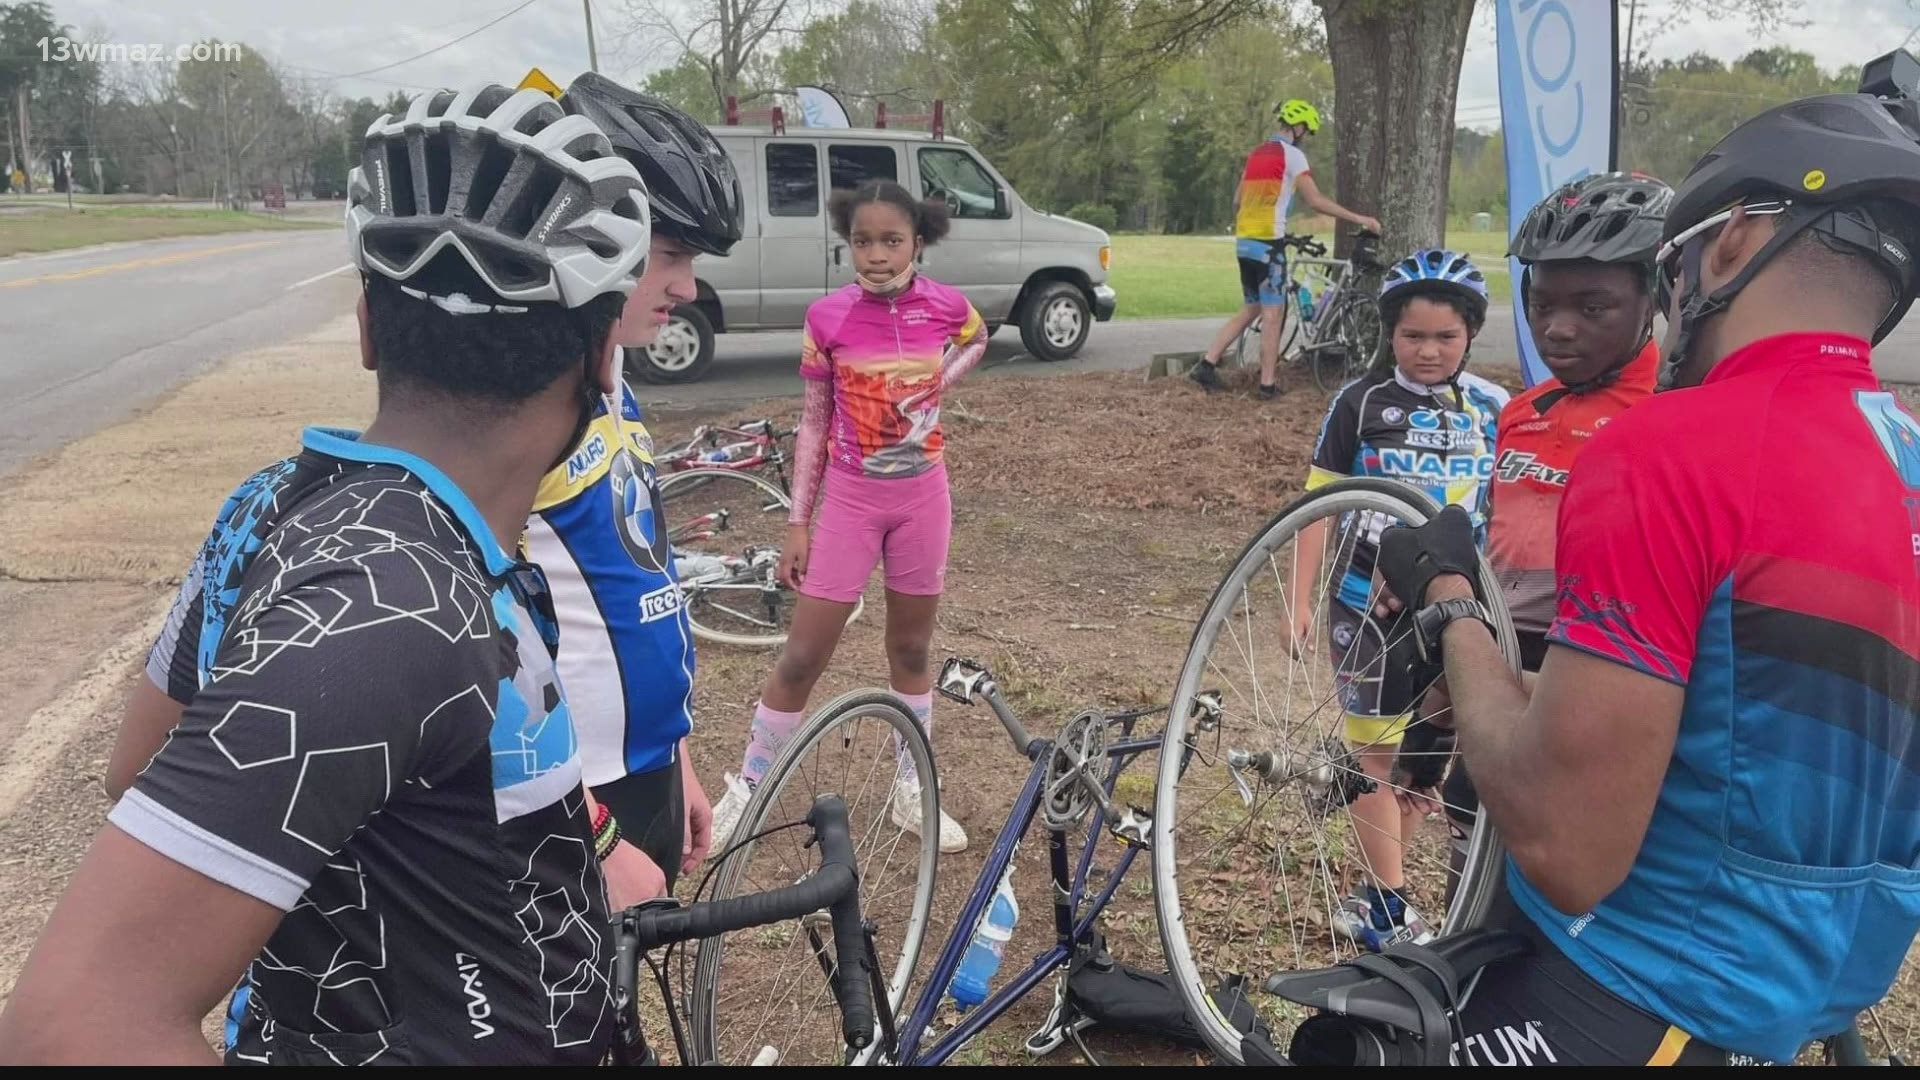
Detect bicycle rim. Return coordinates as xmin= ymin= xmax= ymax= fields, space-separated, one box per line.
xmin=1151 ymin=477 xmax=1517 ymax=1064
xmin=688 ymin=690 xmax=939 ymax=1065
xmin=659 ymin=469 xmax=865 ymax=648
xmin=1314 ymin=297 xmax=1379 ymax=396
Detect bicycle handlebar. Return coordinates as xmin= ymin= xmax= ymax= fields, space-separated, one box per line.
xmin=615 ymin=795 xmax=874 ymax=1052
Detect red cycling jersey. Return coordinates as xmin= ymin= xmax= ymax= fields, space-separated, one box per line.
xmin=1486 ymin=339 xmax=1658 ymax=638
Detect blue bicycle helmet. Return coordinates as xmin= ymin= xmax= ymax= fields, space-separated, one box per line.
xmin=1380 ymin=248 xmax=1490 ymax=329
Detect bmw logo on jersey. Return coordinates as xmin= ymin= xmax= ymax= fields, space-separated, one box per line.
xmin=608 ymin=449 xmax=671 ymax=576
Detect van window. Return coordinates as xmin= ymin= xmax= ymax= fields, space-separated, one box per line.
xmin=766 ymin=143 xmax=819 ymax=217
xmin=918 ymin=147 xmax=1008 ymax=220
xmin=829 ymin=144 xmax=898 ymax=192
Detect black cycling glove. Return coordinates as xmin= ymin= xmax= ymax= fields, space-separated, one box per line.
xmin=1377 ymin=504 xmax=1481 ymax=609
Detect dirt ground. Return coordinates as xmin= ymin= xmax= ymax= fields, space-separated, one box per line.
xmin=0 ymin=319 xmax=1914 ymax=1064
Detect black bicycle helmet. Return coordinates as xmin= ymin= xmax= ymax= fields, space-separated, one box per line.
xmin=1512 ymin=171 xmax=1672 ymax=271
xmin=347 ymin=84 xmax=650 ymax=309
xmin=1510 ymin=172 xmax=1672 ymax=391
xmin=1657 ymin=63 xmax=1920 ymax=387
xmin=562 ymin=72 xmax=744 ymax=257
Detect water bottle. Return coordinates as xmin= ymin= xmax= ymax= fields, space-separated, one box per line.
xmin=1297 ymin=284 xmax=1316 ymax=323
xmin=703 ymin=448 xmax=731 ymax=463
xmin=948 ymin=869 xmax=1019 ymax=1010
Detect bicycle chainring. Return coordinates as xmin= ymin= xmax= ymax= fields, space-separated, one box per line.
xmin=1043 ymin=709 xmax=1110 ymax=830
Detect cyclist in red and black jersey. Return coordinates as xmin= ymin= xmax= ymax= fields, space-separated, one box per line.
xmin=1490 ymin=171 xmax=1671 ymax=669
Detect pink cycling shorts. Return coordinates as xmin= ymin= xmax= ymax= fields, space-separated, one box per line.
xmin=799 ymin=465 xmax=952 ymax=604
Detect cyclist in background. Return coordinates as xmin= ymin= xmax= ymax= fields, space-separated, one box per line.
xmin=1289 ymin=249 xmax=1509 ymax=950
xmin=1 ymin=84 xmax=650 ymax=1064
xmin=1192 ymin=98 xmax=1382 ymax=399
xmin=1376 ymin=80 xmax=1920 ymax=1064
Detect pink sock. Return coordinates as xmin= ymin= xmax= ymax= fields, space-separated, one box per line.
xmin=742 ymin=701 xmax=806 ymax=786
xmin=893 ymin=689 xmax=933 ymax=787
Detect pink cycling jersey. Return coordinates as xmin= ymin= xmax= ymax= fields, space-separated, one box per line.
xmin=798 ymin=276 xmax=987 ymax=480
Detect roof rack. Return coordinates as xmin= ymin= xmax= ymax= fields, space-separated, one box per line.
xmin=875 ymin=100 xmax=944 ymax=140
xmin=724 ymin=96 xmax=786 ymax=135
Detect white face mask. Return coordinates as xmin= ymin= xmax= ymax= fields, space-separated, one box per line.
xmin=857 ymin=261 xmax=917 ymax=296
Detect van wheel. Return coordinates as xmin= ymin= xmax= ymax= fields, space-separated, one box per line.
xmin=629 ymin=304 xmax=716 ymax=384
xmin=1019 ymin=282 xmax=1090 ymax=361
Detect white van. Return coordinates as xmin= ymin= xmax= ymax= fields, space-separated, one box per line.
xmin=626 ymin=121 xmax=1118 ymax=383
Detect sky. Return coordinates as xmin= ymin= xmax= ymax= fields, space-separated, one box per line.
xmin=40 ymin=0 xmax=1920 ymax=120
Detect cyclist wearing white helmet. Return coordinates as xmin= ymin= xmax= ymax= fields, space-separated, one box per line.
xmin=1193 ymin=97 xmax=1383 ymax=399
xmin=1290 ymin=248 xmax=1509 ymax=952
xmin=7 ymin=84 xmax=652 ymax=1064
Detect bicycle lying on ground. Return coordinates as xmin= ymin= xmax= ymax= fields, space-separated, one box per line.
xmin=655 ymin=418 xmax=793 ymax=491
xmin=655 ymin=419 xmax=864 ymax=648
xmin=1226 ymin=231 xmax=1386 ymax=394
xmin=680 ymin=671 xmax=1197 ymax=1066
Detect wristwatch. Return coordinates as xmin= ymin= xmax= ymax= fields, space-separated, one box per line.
xmin=1413 ymin=596 xmax=1494 ymax=664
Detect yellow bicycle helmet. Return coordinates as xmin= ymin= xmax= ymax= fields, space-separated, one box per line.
xmin=1276 ymin=98 xmax=1321 ymax=134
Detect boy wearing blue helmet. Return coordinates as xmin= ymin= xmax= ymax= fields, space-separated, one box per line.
xmin=1286 ymin=248 xmax=1510 ymax=950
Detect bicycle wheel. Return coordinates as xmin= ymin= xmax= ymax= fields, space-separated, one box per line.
xmin=688 ymin=690 xmax=939 ymax=1065
xmin=1313 ymin=295 xmax=1381 ymax=396
xmin=659 ymin=468 xmax=863 ymax=648
xmin=1151 ymin=476 xmax=1520 ymax=1064
xmin=1230 ymin=298 xmax=1299 ymax=372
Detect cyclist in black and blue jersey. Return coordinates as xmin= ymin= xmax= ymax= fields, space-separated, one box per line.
xmin=1287 ymin=249 xmax=1510 ymax=951
xmin=2 ymin=85 xmax=651 ymax=1064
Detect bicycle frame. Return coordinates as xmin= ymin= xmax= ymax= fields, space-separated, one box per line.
xmin=883 ymin=667 xmax=1165 ymax=1066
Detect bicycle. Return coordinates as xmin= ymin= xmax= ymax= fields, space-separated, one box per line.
xmin=1144 ymin=475 xmax=1908 ymax=1067
xmin=656 ymin=418 xmax=793 ymax=492
xmin=681 ymin=673 xmax=1193 ymax=1065
xmin=1226 ymin=231 xmax=1386 ymax=395
xmin=658 ymin=462 xmax=865 ymax=649
xmin=608 ymin=793 xmax=877 ymax=1066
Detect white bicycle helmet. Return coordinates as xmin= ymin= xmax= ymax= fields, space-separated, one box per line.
xmin=1379 ymin=248 xmax=1491 ymax=328
xmin=346 ymin=84 xmax=651 ymax=309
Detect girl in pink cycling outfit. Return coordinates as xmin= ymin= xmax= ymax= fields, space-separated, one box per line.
xmin=710 ymin=180 xmax=987 ymax=853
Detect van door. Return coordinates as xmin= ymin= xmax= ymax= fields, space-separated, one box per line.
xmin=823 ymin=142 xmax=901 ymax=291
xmin=756 ymin=138 xmax=827 ymax=327
xmin=914 ymin=145 xmax=1023 ymax=321
xmin=707 ymin=134 xmax=759 ymax=326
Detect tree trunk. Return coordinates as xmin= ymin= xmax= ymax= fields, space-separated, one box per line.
xmin=16 ymin=83 xmax=32 ymax=193
xmin=1317 ymin=0 xmax=1475 ymax=257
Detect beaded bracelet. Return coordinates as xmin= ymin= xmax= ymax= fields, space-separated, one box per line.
xmin=594 ymin=820 xmax=622 ymax=862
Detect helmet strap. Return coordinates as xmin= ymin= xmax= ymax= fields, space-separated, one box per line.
xmin=1658 ymin=204 xmax=1828 ymax=389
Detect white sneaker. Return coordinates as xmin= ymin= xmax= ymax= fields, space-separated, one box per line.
xmin=710 ymin=771 xmax=754 ymax=852
xmin=890 ymin=776 xmax=968 ymax=853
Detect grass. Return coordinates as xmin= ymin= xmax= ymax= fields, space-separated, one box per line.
xmin=0 ymin=206 xmax=332 ymax=257
xmin=1107 ymin=227 xmax=1515 ymax=320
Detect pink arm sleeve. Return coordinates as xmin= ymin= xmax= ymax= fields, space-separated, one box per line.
xmin=787 ymin=378 xmax=833 ymax=526
xmin=935 ymin=334 xmax=988 ymax=393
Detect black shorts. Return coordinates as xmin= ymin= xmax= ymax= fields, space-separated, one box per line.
xmin=1453 ymin=889 xmax=1761 ymax=1065
xmin=591 ymin=760 xmax=685 ymax=893
xmin=1238 ymin=254 xmax=1285 ymax=306
xmin=1442 ymin=631 xmax=1548 ymax=846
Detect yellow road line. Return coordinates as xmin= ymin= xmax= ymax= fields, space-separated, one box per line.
xmin=0 ymin=239 xmax=283 ymax=289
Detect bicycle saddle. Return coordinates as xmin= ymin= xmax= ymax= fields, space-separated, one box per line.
xmin=1262 ymin=929 xmax=1533 ymax=1066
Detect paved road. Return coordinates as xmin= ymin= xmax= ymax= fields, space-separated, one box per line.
xmin=0 ymin=229 xmax=349 ymax=473
xmin=638 ymin=301 xmax=1920 ymax=411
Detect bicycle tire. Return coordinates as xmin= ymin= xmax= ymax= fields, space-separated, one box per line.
xmin=1150 ymin=476 xmax=1520 ymax=1065
xmin=1314 ymin=295 xmax=1380 ymax=396
xmin=688 ymin=689 xmax=940 ymax=1065
xmin=659 ymin=468 xmax=864 ymax=648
